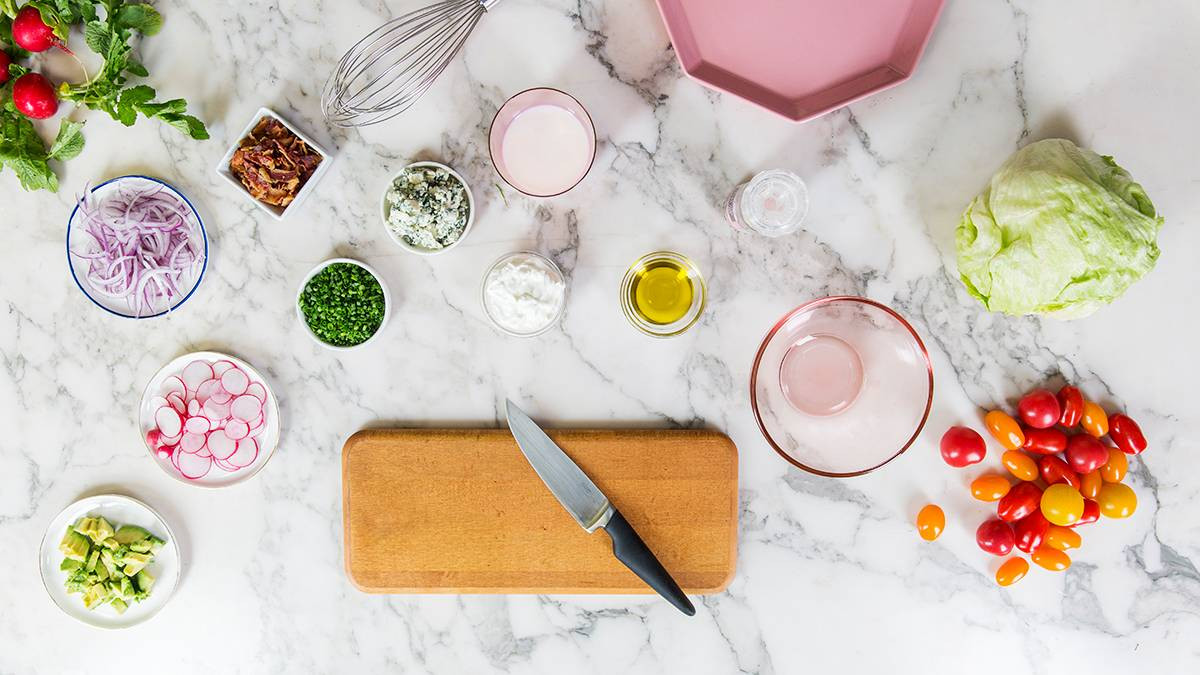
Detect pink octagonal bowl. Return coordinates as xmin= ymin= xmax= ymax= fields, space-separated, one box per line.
xmin=751 ymin=297 xmax=933 ymax=477
xmin=654 ymin=0 xmax=946 ymax=122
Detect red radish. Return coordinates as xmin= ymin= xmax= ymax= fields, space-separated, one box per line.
xmin=167 ymin=392 xmax=186 ymax=415
xmin=0 ymin=51 xmax=10 ymax=85
xmin=184 ymin=416 xmax=211 ymax=434
xmin=154 ymin=407 xmax=182 ymax=437
xmin=179 ymin=432 xmax=206 ymax=454
xmin=206 ymin=431 xmax=237 ymax=460
xmin=146 ymin=429 xmax=163 ymax=448
xmin=220 ymin=368 xmax=249 ymax=395
xmin=227 ymin=438 xmax=259 ymax=468
xmin=162 ymin=376 xmax=186 ymax=398
xmin=230 ymin=395 xmax=262 ymax=421
xmin=161 ymin=431 xmax=182 ymax=446
xmin=224 ymin=419 xmax=249 ymax=440
xmin=12 ymin=6 xmax=70 ymax=54
xmin=245 ymin=382 xmax=267 ymax=402
xmin=181 ymin=360 xmax=214 ymax=391
xmin=203 ymin=398 xmax=231 ymax=420
xmin=176 ymin=451 xmax=212 ymax=479
xmin=157 ymin=449 xmax=171 ymax=459
xmin=187 ymin=398 xmax=200 ymax=417
xmin=195 ymin=379 xmax=221 ymax=403
xmin=12 ymin=72 xmax=58 ymax=119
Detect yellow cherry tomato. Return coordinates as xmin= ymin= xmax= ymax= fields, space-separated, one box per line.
xmin=1081 ymin=400 xmax=1109 ymax=437
xmin=970 ymin=474 xmax=1012 ymax=502
xmin=1040 ymin=484 xmax=1085 ymax=526
xmin=1099 ymin=447 xmax=1128 ymax=483
xmin=1032 ymin=546 xmax=1071 ymax=571
xmin=916 ymin=504 xmax=945 ymax=541
xmin=1002 ymin=450 xmax=1039 ymax=482
xmin=1080 ymin=469 xmax=1103 ymax=500
xmin=1097 ymin=482 xmax=1137 ymax=518
xmin=995 ymin=557 xmax=1029 ymax=586
xmin=1044 ymin=525 xmax=1081 ymax=551
xmin=985 ymin=410 xmax=1025 ymax=450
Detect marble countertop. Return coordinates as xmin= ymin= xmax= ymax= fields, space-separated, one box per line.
xmin=3 ymin=0 xmax=1199 ymax=672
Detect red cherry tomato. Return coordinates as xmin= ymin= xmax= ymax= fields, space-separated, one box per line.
xmin=1018 ymin=389 xmax=1061 ymax=429
xmin=1057 ymin=386 xmax=1084 ymax=428
xmin=1065 ymin=434 xmax=1109 ymax=474
xmin=1108 ymin=414 xmax=1147 ymax=455
xmin=985 ymin=410 xmax=1025 ymax=450
xmin=1022 ymin=428 xmax=1068 ymax=456
xmin=1039 ymin=455 xmax=1081 ymax=490
xmin=976 ymin=519 xmax=1016 ymax=556
xmin=997 ymin=482 xmax=1043 ymax=522
xmin=1067 ymin=499 xmax=1100 ymax=527
xmin=939 ymin=426 xmax=986 ymax=468
xmin=1012 ymin=510 xmax=1050 ymax=553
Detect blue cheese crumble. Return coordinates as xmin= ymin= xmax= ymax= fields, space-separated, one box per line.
xmin=385 ymin=165 xmax=470 ymax=250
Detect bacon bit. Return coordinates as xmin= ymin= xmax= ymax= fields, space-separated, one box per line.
xmin=229 ymin=117 xmax=322 ymax=208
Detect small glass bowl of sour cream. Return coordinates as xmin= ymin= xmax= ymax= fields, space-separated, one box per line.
xmin=480 ymin=251 xmax=567 ymax=337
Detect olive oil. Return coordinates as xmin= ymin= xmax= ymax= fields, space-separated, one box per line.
xmin=630 ymin=261 xmax=694 ymax=325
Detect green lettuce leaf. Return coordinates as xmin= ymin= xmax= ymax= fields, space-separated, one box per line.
xmin=956 ymin=138 xmax=1163 ymax=319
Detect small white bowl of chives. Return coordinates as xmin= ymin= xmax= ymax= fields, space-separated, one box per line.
xmin=296 ymin=258 xmax=391 ymax=351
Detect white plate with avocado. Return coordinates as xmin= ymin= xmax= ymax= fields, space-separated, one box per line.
xmin=39 ymin=495 xmax=181 ymax=629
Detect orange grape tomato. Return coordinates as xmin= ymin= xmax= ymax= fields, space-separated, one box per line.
xmin=1041 ymin=484 xmax=1085 ymax=526
xmin=1097 ymin=483 xmax=1137 ymax=519
xmin=1080 ymin=470 xmax=1103 ymax=500
xmin=995 ymin=557 xmax=1030 ymax=586
xmin=1081 ymin=400 xmax=1109 ymax=437
xmin=1002 ymin=450 xmax=1039 ymax=481
xmin=916 ymin=504 xmax=945 ymax=541
xmin=1032 ymin=545 xmax=1071 ymax=571
xmin=1099 ymin=447 xmax=1128 ymax=483
xmin=985 ymin=410 xmax=1025 ymax=450
xmin=1044 ymin=525 xmax=1082 ymax=551
xmin=971 ymin=474 xmax=1013 ymax=502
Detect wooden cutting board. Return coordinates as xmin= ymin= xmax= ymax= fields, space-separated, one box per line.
xmin=342 ymin=429 xmax=737 ymax=594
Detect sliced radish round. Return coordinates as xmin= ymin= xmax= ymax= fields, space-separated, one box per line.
xmin=195 ymin=378 xmax=222 ymax=403
xmin=227 ymin=437 xmax=259 ymax=468
xmin=187 ymin=399 xmax=200 ymax=417
xmin=161 ymin=431 xmax=182 ymax=446
xmin=247 ymin=422 xmax=266 ymax=439
xmin=157 ymin=449 xmax=171 ymax=459
xmin=220 ymin=368 xmax=249 ymax=395
xmin=171 ymin=447 xmax=182 ymax=470
xmin=167 ymin=393 xmax=186 ymax=415
xmin=244 ymin=382 xmax=267 ymax=402
xmin=155 ymin=407 xmax=182 ymax=437
xmin=212 ymin=360 xmax=237 ymax=377
xmin=213 ymin=456 xmax=238 ymax=472
xmin=224 ymin=419 xmax=250 ymax=440
xmin=230 ymin=395 xmax=262 ymax=422
xmin=206 ymin=431 xmax=237 ymax=460
xmin=184 ymin=416 xmax=211 ymax=434
xmin=149 ymin=395 xmax=169 ymax=412
xmin=181 ymin=360 xmax=214 ymax=391
xmin=146 ymin=428 xmax=163 ymax=448
xmin=210 ymin=390 xmax=233 ymax=404
xmin=196 ymin=443 xmax=212 ymax=458
xmin=203 ymin=399 xmax=231 ymax=420
xmin=161 ymin=375 xmax=186 ymax=399
xmin=179 ymin=432 xmax=207 ymax=454
xmin=176 ymin=451 xmax=212 ymax=479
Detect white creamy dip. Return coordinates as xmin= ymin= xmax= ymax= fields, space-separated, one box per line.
xmin=483 ymin=254 xmax=566 ymax=335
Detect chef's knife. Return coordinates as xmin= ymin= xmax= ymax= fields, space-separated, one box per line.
xmin=505 ymin=400 xmax=696 ymax=616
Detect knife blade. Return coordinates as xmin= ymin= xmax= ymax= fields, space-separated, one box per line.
xmin=505 ymin=399 xmax=696 ymax=616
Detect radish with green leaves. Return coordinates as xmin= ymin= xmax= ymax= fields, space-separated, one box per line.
xmin=12 ymin=5 xmax=71 ymax=54
xmin=12 ymin=72 xmax=58 ymax=119
xmin=0 ymin=51 xmax=10 ymax=84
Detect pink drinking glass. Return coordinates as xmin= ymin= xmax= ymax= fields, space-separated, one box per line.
xmin=488 ymin=88 xmax=597 ymax=198
xmin=750 ymin=297 xmax=934 ymax=477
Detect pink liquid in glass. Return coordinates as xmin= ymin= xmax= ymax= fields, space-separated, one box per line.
xmin=778 ymin=334 xmax=864 ymax=416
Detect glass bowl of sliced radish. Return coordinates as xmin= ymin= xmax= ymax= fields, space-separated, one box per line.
xmin=139 ymin=351 xmax=280 ymax=487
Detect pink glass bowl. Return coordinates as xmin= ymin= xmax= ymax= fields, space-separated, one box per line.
xmin=751 ymin=297 xmax=933 ymax=477
xmin=488 ymin=88 xmax=597 ymax=198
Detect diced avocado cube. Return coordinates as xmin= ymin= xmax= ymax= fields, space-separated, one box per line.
xmin=59 ymin=528 xmax=91 ymax=561
xmin=100 ymin=550 xmax=119 ymax=577
xmin=119 ymin=575 xmax=135 ymax=600
xmin=92 ymin=517 xmax=115 ymax=542
xmin=134 ymin=569 xmax=156 ymax=595
xmin=128 ymin=541 xmax=151 ymax=554
xmin=72 ymin=517 xmax=94 ymax=536
xmin=95 ymin=560 xmax=110 ymax=581
xmin=122 ymin=551 xmax=152 ymax=576
xmin=85 ymin=550 xmax=100 ymax=572
xmin=99 ymin=536 xmax=119 ymax=550
xmin=114 ymin=525 xmax=153 ymax=545
xmin=110 ymin=598 xmax=128 ymax=614
xmin=82 ymin=583 xmax=109 ymax=609
xmin=105 ymin=578 xmax=121 ymax=594
xmin=148 ymin=536 xmax=165 ymax=554
xmin=60 ymin=558 xmax=82 ymax=572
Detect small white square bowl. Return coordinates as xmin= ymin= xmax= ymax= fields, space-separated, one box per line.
xmin=215 ymin=107 xmax=332 ymax=220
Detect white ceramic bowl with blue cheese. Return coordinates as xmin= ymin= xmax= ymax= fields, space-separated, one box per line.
xmin=380 ymin=161 xmax=475 ymax=255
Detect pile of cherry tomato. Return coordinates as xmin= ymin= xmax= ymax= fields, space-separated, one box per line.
xmin=920 ymin=384 xmax=1147 ymax=586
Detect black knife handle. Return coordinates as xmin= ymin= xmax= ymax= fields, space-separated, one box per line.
xmin=603 ymin=510 xmax=696 ymax=616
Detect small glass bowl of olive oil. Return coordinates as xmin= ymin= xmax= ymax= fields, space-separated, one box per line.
xmin=620 ymin=251 xmax=707 ymax=337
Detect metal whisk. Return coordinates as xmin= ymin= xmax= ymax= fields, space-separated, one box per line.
xmin=322 ymin=0 xmax=502 ymax=127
